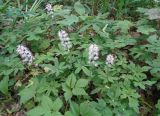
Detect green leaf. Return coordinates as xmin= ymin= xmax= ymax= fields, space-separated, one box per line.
xmin=80 ymin=102 xmax=101 ymax=116
xmin=128 ymin=97 xmax=139 ymax=113
xmin=57 ymin=15 xmax=79 ymax=26
xmin=31 ymin=40 xmax=50 ymax=52
xmin=137 ymin=25 xmax=156 ymax=35
xmin=0 ymin=76 xmax=9 ymax=95
xmin=66 ymin=74 xmax=77 ymax=88
xmin=52 ymin=112 xmax=62 ymax=116
xmin=65 ymin=111 xmax=74 ymax=116
xmin=27 ymin=106 xmax=44 ymax=116
xmin=72 ymin=88 xmax=87 ymax=95
xmin=64 ymin=91 xmax=73 ymax=101
xmin=147 ymin=34 xmax=158 ymax=43
xmin=41 ymin=95 xmax=54 ymax=111
xmin=62 ymin=84 xmax=72 ymax=101
xmin=27 ymin=34 xmax=41 ymax=41
xmin=113 ymin=20 xmax=133 ymax=33
xmin=74 ymin=1 xmax=85 ymax=15
xmin=18 ymin=78 xmax=39 ymax=104
xmin=113 ymin=35 xmax=136 ymax=48
xmin=33 ymin=27 xmax=45 ymax=34
xmin=19 ymin=88 xmax=36 ymax=104
xmin=91 ymin=88 xmax=101 ymax=94
xmin=156 ymin=100 xmax=160 ymax=111
xmin=82 ymin=66 xmax=91 ymax=76
xmin=143 ymin=81 xmax=156 ymax=86
xmin=69 ymin=101 xmax=79 ymax=116
xmin=75 ymin=67 xmax=82 ymax=74
xmin=75 ymin=79 xmax=89 ymax=88
xmin=79 ymin=24 xmax=91 ymax=33
xmin=93 ymin=24 xmax=109 ymax=38
xmin=52 ymin=98 xmax=63 ymax=111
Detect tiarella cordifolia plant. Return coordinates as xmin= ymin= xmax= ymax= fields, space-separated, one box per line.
xmin=106 ymin=54 xmax=115 ymax=67
xmin=88 ymin=44 xmax=99 ymax=66
xmin=16 ymin=45 xmax=34 ymax=65
xmin=1 ymin=0 xmax=160 ymax=116
xmin=58 ymin=30 xmax=72 ymax=51
xmin=45 ymin=3 xmax=52 ymax=13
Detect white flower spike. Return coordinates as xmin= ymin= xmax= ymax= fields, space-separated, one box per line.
xmin=16 ymin=45 xmax=34 ymax=65
xmin=45 ymin=3 xmax=52 ymax=12
xmin=88 ymin=44 xmax=99 ymax=66
xmin=58 ymin=30 xmax=72 ymax=51
xmin=106 ymin=54 xmax=115 ymax=67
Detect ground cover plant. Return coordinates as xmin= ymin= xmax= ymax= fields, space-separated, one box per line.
xmin=0 ymin=0 xmax=160 ymax=115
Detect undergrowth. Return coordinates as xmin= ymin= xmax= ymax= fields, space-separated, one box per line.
xmin=0 ymin=0 xmax=160 ymax=116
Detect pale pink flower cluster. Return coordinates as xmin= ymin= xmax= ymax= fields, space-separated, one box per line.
xmin=106 ymin=54 xmax=115 ymax=67
xmin=58 ymin=30 xmax=72 ymax=51
xmin=16 ymin=45 xmax=34 ymax=65
xmin=88 ymin=44 xmax=115 ymax=67
xmin=45 ymin=3 xmax=52 ymax=12
xmin=88 ymin=44 xmax=99 ymax=66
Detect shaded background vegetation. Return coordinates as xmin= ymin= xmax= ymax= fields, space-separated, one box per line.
xmin=0 ymin=0 xmax=160 ymax=116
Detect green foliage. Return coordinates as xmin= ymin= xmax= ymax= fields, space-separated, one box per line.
xmin=0 ymin=76 xmax=9 ymax=95
xmin=1 ymin=0 xmax=160 ymax=115
xmin=74 ymin=1 xmax=85 ymax=15
xmin=63 ymin=74 xmax=88 ymax=101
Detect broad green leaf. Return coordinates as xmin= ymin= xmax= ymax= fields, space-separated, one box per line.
xmin=41 ymin=95 xmax=54 ymax=111
xmin=91 ymin=88 xmax=101 ymax=94
xmin=82 ymin=66 xmax=91 ymax=76
xmin=62 ymin=84 xmax=73 ymax=101
xmin=69 ymin=101 xmax=79 ymax=116
xmin=75 ymin=79 xmax=88 ymax=88
xmin=78 ymin=24 xmax=91 ymax=33
xmin=52 ymin=112 xmax=63 ymax=116
xmin=156 ymin=100 xmax=160 ymax=110
xmin=80 ymin=102 xmax=101 ymax=116
xmin=113 ymin=35 xmax=136 ymax=48
xmin=147 ymin=34 xmax=158 ymax=43
xmin=137 ymin=25 xmax=156 ymax=35
xmin=31 ymin=39 xmax=50 ymax=52
xmin=27 ymin=34 xmax=41 ymax=41
xmin=65 ymin=111 xmax=74 ymax=116
xmin=19 ymin=88 xmax=36 ymax=104
xmin=18 ymin=78 xmax=39 ymax=104
xmin=0 ymin=76 xmax=9 ymax=95
xmin=66 ymin=74 xmax=77 ymax=88
xmin=113 ymin=20 xmax=133 ymax=33
xmin=93 ymin=24 xmax=109 ymax=38
xmin=75 ymin=67 xmax=82 ymax=74
xmin=74 ymin=1 xmax=85 ymax=15
xmin=101 ymin=108 xmax=113 ymax=116
xmin=27 ymin=106 xmax=44 ymax=116
xmin=57 ymin=15 xmax=79 ymax=26
xmin=143 ymin=81 xmax=156 ymax=86
xmin=128 ymin=97 xmax=139 ymax=113
xmin=133 ymin=82 xmax=145 ymax=89
xmin=33 ymin=27 xmax=45 ymax=34
xmin=52 ymin=98 xmax=63 ymax=111
xmin=72 ymin=88 xmax=87 ymax=95
xmin=64 ymin=91 xmax=72 ymax=101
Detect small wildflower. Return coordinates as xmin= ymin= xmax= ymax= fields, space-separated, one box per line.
xmin=16 ymin=45 xmax=34 ymax=65
xmin=106 ymin=54 xmax=115 ymax=67
xmin=88 ymin=44 xmax=99 ymax=66
xmin=45 ymin=3 xmax=52 ymax=12
xmin=58 ymin=30 xmax=72 ymax=51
